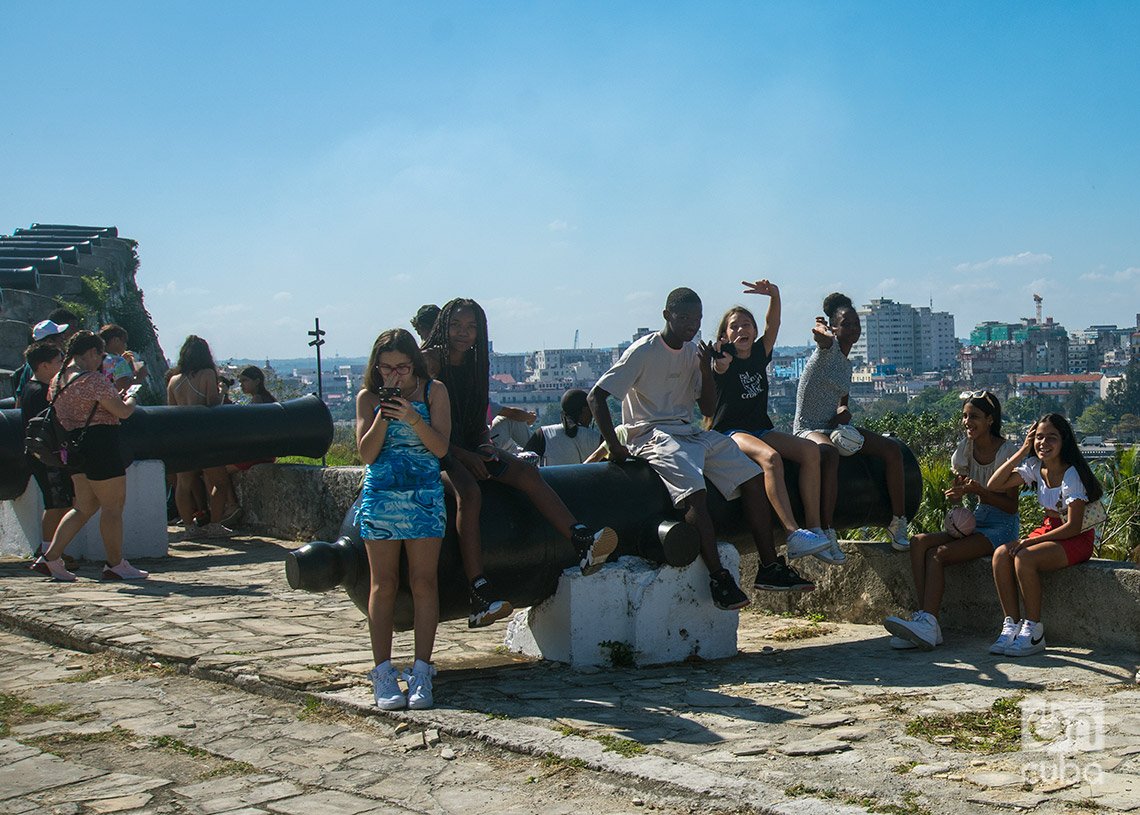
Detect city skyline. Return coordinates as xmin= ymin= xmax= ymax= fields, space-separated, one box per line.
xmin=4 ymin=4 xmax=1139 ymax=360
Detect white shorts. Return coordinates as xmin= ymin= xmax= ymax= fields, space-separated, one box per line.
xmin=629 ymin=428 xmax=762 ymax=506
xmin=795 ymin=428 xmax=831 ymax=440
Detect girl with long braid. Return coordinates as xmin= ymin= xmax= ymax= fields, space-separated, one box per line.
xmin=422 ymin=299 xmax=617 ymax=628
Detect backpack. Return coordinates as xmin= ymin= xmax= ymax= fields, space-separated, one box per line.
xmin=25 ymin=372 xmax=99 ymax=471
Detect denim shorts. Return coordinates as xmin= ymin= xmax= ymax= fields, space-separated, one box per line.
xmin=725 ymin=428 xmax=774 ymax=440
xmin=974 ymin=504 xmax=1019 ymax=549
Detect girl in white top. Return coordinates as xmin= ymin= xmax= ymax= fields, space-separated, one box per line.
xmin=883 ymin=391 xmax=1019 ymax=650
xmin=986 ymin=413 xmax=1103 ymax=657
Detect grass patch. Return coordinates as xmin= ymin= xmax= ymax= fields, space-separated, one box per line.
xmin=905 ymin=695 xmax=1023 ymax=753
xmin=486 ymin=711 xmax=511 ymax=720
xmin=26 ymin=726 xmax=133 ymax=750
xmin=768 ymin=622 xmax=834 ymax=641
xmin=893 ymin=760 xmax=919 ymax=774
xmin=785 ymin=784 xmax=931 ymax=815
xmin=0 ymin=694 xmax=71 ymax=737
xmin=541 ymin=752 xmax=587 ymax=770
xmin=593 ymin=733 xmax=646 ymax=757
xmin=598 ymin=640 xmax=636 ymax=668
xmin=558 ymin=725 xmax=646 ymax=758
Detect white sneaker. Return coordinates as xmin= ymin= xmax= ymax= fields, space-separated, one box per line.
xmin=989 ymin=616 xmax=1022 ymax=655
xmin=368 ymin=664 xmax=405 ymax=710
xmin=786 ymin=528 xmax=829 ymax=560
xmin=812 ymin=528 xmax=846 ymax=565
xmin=883 ymin=610 xmax=942 ymax=650
xmin=404 ymin=663 xmax=436 ymax=710
xmin=889 ymin=516 xmax=910 ymax=551
xmin=203 ymin=523 xmax=236 ymax=539
xmin=1005 ymin=620 xmax=1046 ymax=657
xmin=102 ymin=559 xmax=150 ymax=580
xmin=889 ymin=636 xmax=917 ymax=650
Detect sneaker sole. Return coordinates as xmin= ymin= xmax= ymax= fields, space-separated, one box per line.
xmin=407 ymin=698 xmax=434 ymax=710
xmin=581 ymin=527 xmax=618 ymax=576
xmin=102 ymin=571 xmax=149 ymax=581
xmin=883 ymin=618 xmax=937 ymax=651
xmin=714 ymin=598 xmax=751 ymax=611
xmin=1004 ymin=644 xmax=1046 ymax=657
xmin=891 ymin=542 xmax=911 ymax=552
xmin=786 ymin=538 xmax=831 ymax=560
xmin=889 ymin=636 xmax=918 ymax=650
xmin=375 ymin=698 xmax=407 ymax=710
xmin=468 ymin=601 xmax=514 ymax=629
xmin=752 ymin=582 xmax=815 ymax=593
xmin=812 ymin=550 xmax=847 ymax=565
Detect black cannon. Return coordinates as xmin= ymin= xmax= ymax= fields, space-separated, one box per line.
xmin=29 ymin=223 xmax=118 ymax=238
xmin=1 ymin=238 xmax=95 ymax=253
xmin=0 ymin=395 xmax=334 ymax=500
xmin=0 ymin=256 xmax=63 ymax=274
xmin=0 ymin=246 xmax=79 ymax=264
xmin=0 ymin=242 xmax=87 ymax=258
xmin=0 ymin=267 xmax=40 ymax=290
xmin=17 ymin=226 xmax=114 ymax=240
xmin=286 ymin=444 xmax=921 ymax=629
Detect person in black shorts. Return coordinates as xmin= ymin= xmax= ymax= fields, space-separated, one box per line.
xmin=20 ymin=342 xmax=73 ymax=556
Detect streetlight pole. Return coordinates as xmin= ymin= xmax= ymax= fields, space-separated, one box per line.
xmin=308 ymin=317 xmax=327 ymax=465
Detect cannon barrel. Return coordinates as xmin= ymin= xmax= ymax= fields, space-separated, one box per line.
xmin=287 ymin=441 xmax=921 ymax=629
xmin=0 ymin=242 xmax=87 ymax=258
xmin=0 ymin=237 xmax=94 ymax=253
xmin=29 ymin=223 xmax=118 ymax=238
xmin=0 ymin=396 xmax=334 ymax=499
xmin=0 ymin=246 xmax=79 ymax=264
xmin=0 ymin=256 xmax=63 ymax=274
xmin=0 ymin=267 xmax=40 ymax=290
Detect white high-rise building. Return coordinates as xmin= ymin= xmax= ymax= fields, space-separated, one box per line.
xmin=853 ymin=298 xmax=957 ymax=373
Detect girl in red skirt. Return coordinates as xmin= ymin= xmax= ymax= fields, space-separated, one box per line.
xmin=986 ymin=413 xmax=1103 ymax=656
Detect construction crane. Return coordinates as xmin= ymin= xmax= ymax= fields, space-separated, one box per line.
xmin=1033 ymin=293 xmax=1043 ymax=324
xmin=573 ymin=329 xmax=579 ymax=350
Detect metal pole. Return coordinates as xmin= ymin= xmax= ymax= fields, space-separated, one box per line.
xmin=308 ymin=317 xmax=327 ymax=465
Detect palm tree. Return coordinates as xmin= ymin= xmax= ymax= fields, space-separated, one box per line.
xmin=1096 ymin=447 xmax=1140 ymax=562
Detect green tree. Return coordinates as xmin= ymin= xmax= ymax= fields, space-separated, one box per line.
xmin=1076 ymin=402 xmax=1112 ymax=437
xmin=860 ymin=411 xmax=960 ymax=460
xmin=1114 ymin=413 xmax=1140 ymax=443
xmin=1004 ymin=393 xmax=1061 ymax=425
xmin=1106 ymin=361 xmax=1140 ymax=420
xmin=1063 ymin=382 xmax=1092 ymax=420
xmin=1097 ymin=447 xmax=1140 ymax=562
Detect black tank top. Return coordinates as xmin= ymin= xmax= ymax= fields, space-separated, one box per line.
xmin=711 ymin=347 xmax=774 ymax=434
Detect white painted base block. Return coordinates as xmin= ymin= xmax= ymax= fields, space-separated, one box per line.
xmin=504 ymin=541 xmax=740 ymax=667
xmin=0 ymin=460 xmax=169 ymax=561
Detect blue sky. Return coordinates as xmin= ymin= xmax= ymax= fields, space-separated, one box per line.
xmin=3 ymin=3 xmax=1139 ymax=360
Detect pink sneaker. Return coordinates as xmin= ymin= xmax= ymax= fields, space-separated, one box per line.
xmin=30 ymin=557 xmax=77 ymax=582
xmin=102 ymin=560 xmax=150 ymax=580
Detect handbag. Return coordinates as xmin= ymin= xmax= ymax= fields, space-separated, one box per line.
xmin=24 ymin=373 xmax=99 ymax=471
xmin=1078 ymin=499 xmax=1106 ymax=533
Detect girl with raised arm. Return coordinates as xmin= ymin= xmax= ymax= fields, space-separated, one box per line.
xmin=985 ymin=413 xmax=1102 ymax=657
xmin=792 ymin=292 xmax=910 ymax=551
xmin=710 ymin=280 xmax=835 ymax=563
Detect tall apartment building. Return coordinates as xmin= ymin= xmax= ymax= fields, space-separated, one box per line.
xmin=851 ymin=298 xmax=957 ymax=373
xmin=964 ymin=313 xmax=1069 ymax=382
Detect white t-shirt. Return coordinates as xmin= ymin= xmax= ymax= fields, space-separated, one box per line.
xmin=951 ymin=437 xmax=1020 ymax=486
xmin=539 ymin=424 xmax=602 ymax=466
xmin=1015 ymin=457 xmax=1089 ymax=515
xmin=594 ymin=332 xmax=701 ymax=438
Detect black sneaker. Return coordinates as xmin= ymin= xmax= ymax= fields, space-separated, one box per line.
xmin=754 ymin=556 xmax=815 ymax=593
xmin=467 ymin=577 xmax=513 ymax=629
xmin=709 ymin=569 xmax=751 ymax=611
xmin=570 ymin=525 xmax=618 ymax=576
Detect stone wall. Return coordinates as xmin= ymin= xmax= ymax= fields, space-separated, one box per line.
xmin=238 ymin=462 xmax=1140 ymax=652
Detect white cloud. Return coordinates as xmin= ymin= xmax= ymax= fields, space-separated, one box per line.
xmin=1079 ymin=266 xmax=1140 ymax=283
xmin=954 ymin=251 xmax=1053 ymax=273
xmin=548 ymin=219 xmax=574 ymax=232
xmin=272 ymin=291 xmax=293 ymax=302
xmin=149 ymin=281 xmax=208 ymax=297
xmin=390 ymin=273 xmax=412 ymax=283
xmin=482 ymin=296 xmax=543 ymax=321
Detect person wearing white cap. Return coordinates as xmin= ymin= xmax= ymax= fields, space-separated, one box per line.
xmin=32 ymin=320 xmax=69 ymax=341
xmin=13 ymin=309 xmax=81 ymax=407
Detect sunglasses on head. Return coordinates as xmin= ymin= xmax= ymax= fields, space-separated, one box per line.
xmin=959 ymin=390 xmax=996 ymax=404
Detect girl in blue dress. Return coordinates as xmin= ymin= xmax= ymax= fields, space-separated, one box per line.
xmin=356 ymin=329 xmax=451 ymax=710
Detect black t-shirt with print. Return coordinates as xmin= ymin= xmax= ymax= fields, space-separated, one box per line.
xmin=711 ymin=346 xmax=774 ymax=434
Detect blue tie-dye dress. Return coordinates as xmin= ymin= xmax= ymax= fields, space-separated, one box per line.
xmin=355 ymin=383 xmax=446 ymax=541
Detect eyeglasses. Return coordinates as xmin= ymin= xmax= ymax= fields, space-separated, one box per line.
xmin=377 ymin=363 xmax=413 ymax=375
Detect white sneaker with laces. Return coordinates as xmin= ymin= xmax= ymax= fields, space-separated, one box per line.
xmin=368 ymin=664 xmax=406 ymax=710
xmin=102 ymin=560 xmax=150 ymax=580
xmin=786 ymin=528 xmax=829 ymax=560
xmin=883 ymin=610 xmax=942 ymax=650
xmin=989 ymin=616 xmax=1022 ymax=655
xmin=889 ymin=636 xmax=917 ymax=650
xmin=812 ymin=528 xmax=846 ymax=565
xmin=404 ymin=663 xmax=436 ymax=710
xmin=888 ymin=516 xmax=910 ymax=551
xmin=1005 ymin=620 xmax=1046 ymax=657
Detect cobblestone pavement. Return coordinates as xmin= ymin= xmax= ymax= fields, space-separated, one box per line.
xmin=1 ymin=533 xmax=1138 ymax=815
xmin=0 ymin=631 xmax=728 ymax=815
